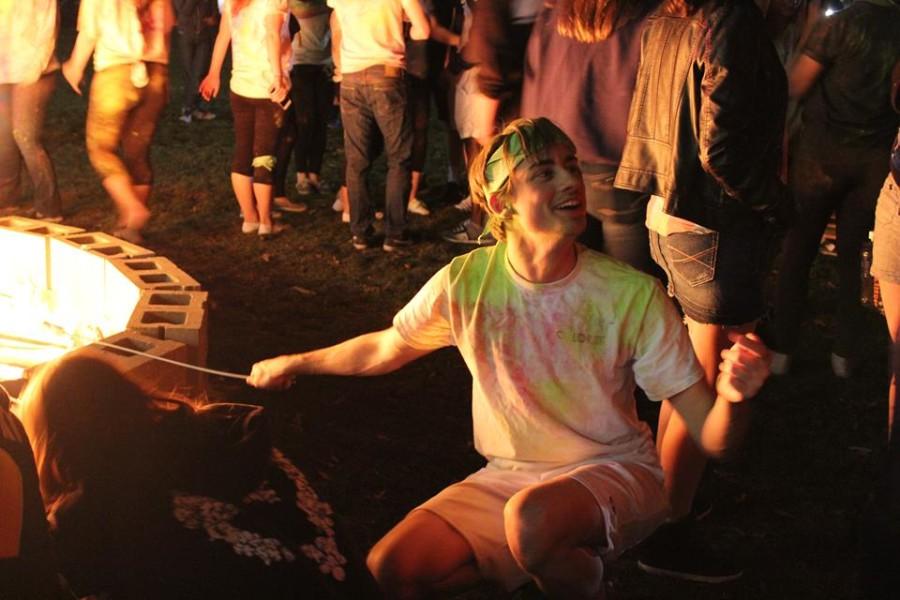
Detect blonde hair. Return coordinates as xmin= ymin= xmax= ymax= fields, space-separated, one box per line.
xmin=468 ymin=117 xmax=576 ymax=242
xmin=556 ymin=0 xmax=659 ymax=43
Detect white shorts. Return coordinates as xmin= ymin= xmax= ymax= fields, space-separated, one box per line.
xmin=413 ymin=458 xmax=669 ymax=591
xmin=454 ymin=67 xmax=491 ymax=140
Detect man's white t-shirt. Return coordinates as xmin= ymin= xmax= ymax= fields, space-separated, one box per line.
xmin=77 ymin=0 xmax=144 ymax=72
xmin=393 ymin=243 xmax=704 ymax=471
xmin=327 ymin=0 xmax=405 ymax=74
xmin=225 ymin=0 xmax=289 ymax=98
xmin=0 ymin=0 xmax=58 ymax=84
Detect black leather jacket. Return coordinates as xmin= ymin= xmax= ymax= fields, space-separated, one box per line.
xmin=615 ymin=0 xmax=791 ymax=231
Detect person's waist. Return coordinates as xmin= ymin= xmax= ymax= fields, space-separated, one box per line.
xmin=342 ymin=64 xmax=405 ymax=79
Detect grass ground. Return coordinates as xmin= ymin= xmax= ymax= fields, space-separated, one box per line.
xmin=9 ymin=18 xmax=894 ymax=599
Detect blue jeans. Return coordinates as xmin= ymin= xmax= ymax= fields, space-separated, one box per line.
xmin=0 ymin=73 xmax=60 ymax=216
xmin=340 ymin=66 xmax=412 ymax=238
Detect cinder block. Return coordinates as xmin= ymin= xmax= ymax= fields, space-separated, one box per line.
xmin=62 ymin=231 xmax=155 ymax=259
xmin=107 ymin=257 xmax=202 ymax=291
xmin=77 ymin=331 xmax=193 ymax=395
xmin=0 ymin=216 xmax=83 ymax=236
xmin=126 ymin=304 xmax=208 ymax=363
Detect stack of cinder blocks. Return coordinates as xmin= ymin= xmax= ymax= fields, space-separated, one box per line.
xmin=0 ymin=216 xmax=209 ymax=395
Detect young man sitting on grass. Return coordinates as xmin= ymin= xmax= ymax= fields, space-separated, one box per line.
xmin=247 ymin=117 xmax=770 ymax=599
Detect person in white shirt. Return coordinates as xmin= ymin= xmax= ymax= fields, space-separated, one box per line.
xmin=247 ymin=117 xmax=770 ymax=599
xmin=63 ymin=0 xmax=175 ymax=243
xmin=328 ymin=0 xmax=430 ymax=252
xmin=0 ymin=0 xmax=62 ymax=221
xmin=200 ymin=0 xmax=291 ymax=238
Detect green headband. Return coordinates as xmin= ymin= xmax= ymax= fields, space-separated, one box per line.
xmin=482 ymin=131 xmax=532 ymax=197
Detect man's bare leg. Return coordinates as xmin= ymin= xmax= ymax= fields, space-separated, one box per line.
xmin=504 ymin=477 xmax=607 ymax=599
xmin=367 ymin=510 xmax=482 ymax=600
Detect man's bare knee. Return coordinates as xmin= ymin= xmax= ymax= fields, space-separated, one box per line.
xmin=504 ymin=486 xmax=556 ymax=574
xmin=367 ymin=537 xmax=418 ymax=599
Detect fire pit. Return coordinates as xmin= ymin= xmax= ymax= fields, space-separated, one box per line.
xmin=0 ymin=216 xmax=209 ymax=396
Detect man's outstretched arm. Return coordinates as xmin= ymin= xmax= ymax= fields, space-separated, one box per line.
xmin=247 ymin=327 xmax=434 ymax=389
xmin=668 ymin=333 xmax=770 ymax=460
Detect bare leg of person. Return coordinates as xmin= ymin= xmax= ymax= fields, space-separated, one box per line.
xmin=231 ymin=172 xmax=259 ymax=225
xmin=253 ymin=182 xmax=274 ymax=228
xmin=367 ymin=510 xmax=482 ymax=600
xmin=505 ymin=477 xmax=608 ymax=599
xmin=658 ymin=319 xmax=756 ymax=519
xmin=103 ymin=174 xmax=149 ymax=240
xmin=881 ymin=281 xmax=900 ymax=440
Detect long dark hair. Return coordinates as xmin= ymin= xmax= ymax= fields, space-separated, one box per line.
xmin=16 ymin=354 xmax=195 ymax=520
xmin=556 ymin=0 xmax=659 ymax=42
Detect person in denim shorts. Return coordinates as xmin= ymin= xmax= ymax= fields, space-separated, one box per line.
xmin=872 ymin=63 xmax=900 ymax=440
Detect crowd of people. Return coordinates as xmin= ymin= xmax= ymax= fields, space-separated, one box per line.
xmin=0 ymin=0 xmax=899 ymax=598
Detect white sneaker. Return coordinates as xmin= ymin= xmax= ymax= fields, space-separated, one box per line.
xmin=770 ymin=351 xmax=791 ymax=376
xmin=454 ymin=196 xmax=473 ymax=212
xmin=831 ymin=353 xmax=855 ymax=379
xmin=332 ymin=192 xmax=343 ymax=212
xmin=407 ymin=197 xmax=430 ymax=216
xmin=241 ymin=221 xmax=260 ymax=234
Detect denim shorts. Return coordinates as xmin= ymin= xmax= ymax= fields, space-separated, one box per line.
xmin=650 ymin=219 xmax=774 ymax=325
xmin=872 ymin=175 xmax=900 ymax=284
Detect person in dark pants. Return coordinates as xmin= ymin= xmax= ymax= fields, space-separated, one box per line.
xmin=173 ymin=0 xmax=219 ymax=123
xmin=770 ymin=0 xmax=900 ymax=378
xmin=328 ymin=0 xmax=430 ymax=252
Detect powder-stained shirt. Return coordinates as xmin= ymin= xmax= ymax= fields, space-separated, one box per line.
xmin=0 ymin=0 xmax=58 ymax=84
xmin=393 ymin=243 xmax=704 ymax=471
xmin=225 ymin=0 xmax=289 ymax=98
xmin=327 ymin=0 xmax=406 ymax=74
xmin=77 ymin=0 xmax=173 ymax=71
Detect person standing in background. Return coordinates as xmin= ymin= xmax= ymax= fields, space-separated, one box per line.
xmin=63 ymin=0 xmax=175 ymax=243
xmin=0 ymin=0 xmax=63 ymax=222
xmin=173 ymin=0 xmax=220 ymax=123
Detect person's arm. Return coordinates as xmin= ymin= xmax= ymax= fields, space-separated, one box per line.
xmin=265 ymin=11 xmax=289 ymax=103
xmin=401 ymin=0 xmax=431 ymax=41
xmin=199 ymin=7 xmax=232 ymax=100
xmin=667 ymin=333 xmax=770 ymax=459
xmin=428 ymin=14 xmax=460 ymax=47
xmin=788 ymin=53 xmax=824 ymax=101
xmin=330 ymin=10 xmax=341 ymax=77
xmin=61 ymin=30 xmax=96 ymax=95
xmin=247 ymin=326 xmax=434 ymax=389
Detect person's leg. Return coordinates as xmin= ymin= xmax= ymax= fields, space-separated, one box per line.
xmin=657 ymin=320 xmax=756 ymax=519
xmin=832 ymin=156 xmax=885 ymax=362
xmin=367 ymin=510 xmax=482 ymax=599
xmin=503 ymin=477 xmax=608 ymax=599
xmin=10 ymin=73 xmax=60 ymax=218
xmin=307 ymin=68 xmax=333 ymax=185
xmin=121 ymin=64 xmax=168 ymax=212
xmin=340 ymin=77 xmax=376 ymax=239
xmin=273 ymin=102 xmax=297 ymax=202
xmin=407 ymin=75 xmax=430 ymax=212
xmin=883 ymin=281 xmax=900 ymax=440
xmin=229 ymin=92 xmax=259 ymax=226
xmin=250 ymin=99 xmax=285 ymax=230
xmin=772 ymin=150 xmax=845 ymax=357
xmin=85 ymin=66 xmax=147 ymax=233
xmin=371 ymin=74 xmax=412 ymax=239
xmin=0 ymin=84 xmax=21 ymax=204
xmin=177 ymin=30 xmax=198 ymax=115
